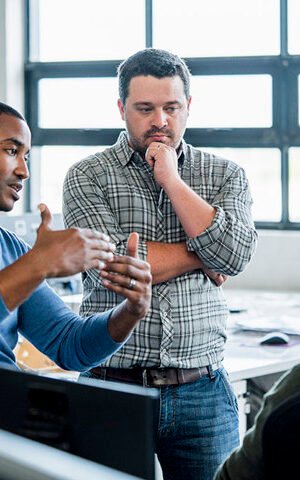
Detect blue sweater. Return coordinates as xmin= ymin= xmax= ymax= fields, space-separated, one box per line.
xmin=0 ymin=227 xmax=123 ymax=371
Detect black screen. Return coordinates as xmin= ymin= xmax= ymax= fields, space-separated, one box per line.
xmin=0 ymin=367 xmax=158 ymax=480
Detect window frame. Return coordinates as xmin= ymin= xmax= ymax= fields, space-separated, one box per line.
xmin=25 ymin=0 xmax=300 ymax=229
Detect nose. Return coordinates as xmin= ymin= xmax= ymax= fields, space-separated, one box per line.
xmin=151 ymin=108 xmax=168 ymax=129
xmin=14 ymin=155 xmax=29 ymax=180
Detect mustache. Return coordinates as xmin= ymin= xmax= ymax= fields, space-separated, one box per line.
xmin=144 ymin=128 xmax=172 ymax=138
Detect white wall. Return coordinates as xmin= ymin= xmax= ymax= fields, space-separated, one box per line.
xmin=225 ymin=230 xmax=300 ymax=292
xmin=0 ymin=0 xmax=26 ymax=214
xmin=0 ymin=0 xmax=25 ymax=112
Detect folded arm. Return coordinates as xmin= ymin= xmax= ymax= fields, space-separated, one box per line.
xmin=147 ymin=241 xmax=226 ymax=286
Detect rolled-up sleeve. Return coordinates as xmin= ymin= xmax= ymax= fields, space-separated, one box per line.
xmin=187 ymin=166 xmax=258 ymax=276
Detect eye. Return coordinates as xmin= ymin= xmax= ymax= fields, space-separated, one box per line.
xmin=6 ymin=148 xmax=18 ymax=156
xmin=165 ymin=106 xmax=178 ymax=113
xmin=136 ymin=106 xmax=152 ymax=114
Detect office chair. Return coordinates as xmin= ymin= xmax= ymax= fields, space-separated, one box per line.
xmin=262 ymin=392 xmax=300 ymax=480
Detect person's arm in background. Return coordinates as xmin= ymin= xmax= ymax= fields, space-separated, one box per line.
xmin=63 ymin=163 xmax=226 ymax=286
xmin=0 ymin=204 xmax=115 ymax=312
xmin=146 ymin=241 xmax=226 ymax=285
xmin=145 ymin=142 xmax=257 ymax=277
xmin=214 ymin=365 xmax=300 ymax=480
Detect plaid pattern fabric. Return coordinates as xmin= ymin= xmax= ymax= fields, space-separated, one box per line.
xmin=63 ymin=131 xmax=257 ymax=368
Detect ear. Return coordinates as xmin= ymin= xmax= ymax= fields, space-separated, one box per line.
xmin=187 ymin=96 xmax=192 ymax=113
xmin=117 ymin=98 xmax=125 ymax=121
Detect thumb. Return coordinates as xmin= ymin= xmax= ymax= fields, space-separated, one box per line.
xmin=38 ymin=203 xmax=52 ymax=231
xmin=126 ymin=232 xmax=139 ymax=258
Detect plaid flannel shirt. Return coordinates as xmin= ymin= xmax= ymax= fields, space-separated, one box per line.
xmin=63 ymin=131 xmax=257 ymax=368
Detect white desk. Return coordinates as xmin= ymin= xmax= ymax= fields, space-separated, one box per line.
xmin=224 ymin=288 xmax=300 ymax=381
xmin=223 ymin=289 xmax=300 ymax=436
xmin=225 ymin=329 xmax=300 ymax=382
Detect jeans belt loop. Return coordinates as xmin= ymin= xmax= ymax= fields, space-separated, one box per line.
xmin=142 ymin=369 xmax=148 ymax=387
xmin=207 ymin=365 xmax=216 ymax=380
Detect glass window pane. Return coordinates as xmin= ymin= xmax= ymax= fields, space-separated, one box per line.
xmin=38 ymin=78 xmax=123 ymax=128
xmin=153 ymin=0 xmax=280 ymax=57
xmin=30 ymin=0 xmax=145 ymax=61
xmin=288 ymin=0 xmax=300 ymax=54
xmin=289 ymin=148 xmax=300 ymax=222
xmin=188 ymin=75 xmax=272 ymax=128
xmin=201 ymin=148 xmax=281 ymax=222
xmin=31 ymin=146 xmax=106 ymax=213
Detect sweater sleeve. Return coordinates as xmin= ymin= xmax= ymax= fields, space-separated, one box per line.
xmin=0 ymin=295 xmax=10 ymax=322
xmin=18 ymin=281 xmax=125 ymax=372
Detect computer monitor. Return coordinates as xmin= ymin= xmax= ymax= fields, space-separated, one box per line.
xmin=0 ymin=429 xmax=141 ymax=480
xmin=0 ymin=367 xmax=158 ymax=480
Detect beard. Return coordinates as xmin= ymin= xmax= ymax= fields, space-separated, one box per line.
xmin=127 ymin=127 xmax=177 ymax=155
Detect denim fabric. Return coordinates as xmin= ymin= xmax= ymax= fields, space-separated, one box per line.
xmin=155 ymin=367 xmax=239 ymax=480
xmin=81 ymin=367 xmax=239 ymax=480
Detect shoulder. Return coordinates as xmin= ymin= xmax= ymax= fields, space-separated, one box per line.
xmin=265 ymin=364 xmax=300 ymax=407
xmin=184 ymin=144 xmax=245 ymax=183
xmin=65 ymin=145 xmax=123 ymax=181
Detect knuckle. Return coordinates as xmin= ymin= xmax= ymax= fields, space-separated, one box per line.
xmin=145 ymin=271 xmax=152 ymax=283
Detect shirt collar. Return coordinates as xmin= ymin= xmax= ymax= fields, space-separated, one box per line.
xmin=115 ymin=130 xmax=187 ymax=166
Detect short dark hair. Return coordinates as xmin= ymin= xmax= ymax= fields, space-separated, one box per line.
xmin=117 ymin=48 xmax=191 ymax=104
xmin=0 ymin=102 xmax=25 ymax=121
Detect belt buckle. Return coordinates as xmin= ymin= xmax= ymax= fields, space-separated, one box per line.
xmin=142 ymin=369 xmax=166 ymax=387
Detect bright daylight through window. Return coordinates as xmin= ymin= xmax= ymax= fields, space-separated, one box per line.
xmin=25 ymin=0 xmax=300 ymax=229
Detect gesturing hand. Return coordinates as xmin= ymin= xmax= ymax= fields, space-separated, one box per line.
xmin=100 ymin=232 xmax=152 ymax=321
xmin=32 ymin=203 xmax=116 ymax=278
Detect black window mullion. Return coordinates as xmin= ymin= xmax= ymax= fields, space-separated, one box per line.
xmin=280 ymin=0 xmax=288 ymax=56
xmin=281 ymin=146 xmax=290 ymax=223
xmin=145 ymin=0 xmax=153 ymax=48
xmin=24 ymin=1 xmax=300 ymax=229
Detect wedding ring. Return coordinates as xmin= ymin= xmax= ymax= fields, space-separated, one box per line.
xmin=128 ymin=278 xmax=136 ymax=290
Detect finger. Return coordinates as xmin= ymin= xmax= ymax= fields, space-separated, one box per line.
xmin=38 ymin=203 xmax=52 ymax=231
xmin=87 ymin=259 xmax=107 ymax=271
xmin=102 ymin=280 xmax=137 ymax=300
xmin=102 ymin=258 xmax=150 ymax=279
xmin=101 ymin=271 xmax=140 ymax=291
xmin=100 ymin=264 xmax=152 ymax=288
xmin=145 ymin=146 xmax=157 ymax=168
xmin=89 ymin=250 xmax=114 ymax=263
xmin=81 ymin=228 xmax=111 ymax=242
xmin=86 ymin=237 xmax=116 ymax=254
xmin=126 ymin=232 xmax=139 ymax=259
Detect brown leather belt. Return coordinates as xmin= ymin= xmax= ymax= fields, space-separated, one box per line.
xmin=90 ymin=365 xmax=219 ymax=387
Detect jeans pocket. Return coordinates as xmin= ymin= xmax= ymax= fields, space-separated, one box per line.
xmin=219 ymin=368 xmax=239 ymax=416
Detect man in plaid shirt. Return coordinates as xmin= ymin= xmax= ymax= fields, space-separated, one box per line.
xmin=63 ymin=48 xmax=257 ymax=480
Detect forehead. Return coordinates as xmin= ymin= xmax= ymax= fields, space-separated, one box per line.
xmin=127 ymin=75 xmax=186 ymax=103
xmin=0 ymin=114 xmax=31 ymax=148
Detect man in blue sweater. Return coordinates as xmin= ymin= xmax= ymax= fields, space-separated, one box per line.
xmin=0 ymin=102 xmax=152 ymax=370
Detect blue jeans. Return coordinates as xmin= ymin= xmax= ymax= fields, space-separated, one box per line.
xmin=81 ymin=366 xmax=239 ymax=480
xmin=155 ymin=367 xmax=239 ymax=480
